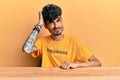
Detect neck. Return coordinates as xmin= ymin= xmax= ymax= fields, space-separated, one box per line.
xmin=50 ymin=34 xmax=64 ymax=41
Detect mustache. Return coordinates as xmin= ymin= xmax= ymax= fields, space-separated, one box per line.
xmin=53 ymin=27 xmax=62 ymax=30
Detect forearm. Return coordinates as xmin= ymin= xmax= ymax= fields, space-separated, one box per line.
xmin=76 ymin=55 xmax=101 ymax=68
xmin=22 ymin=23 xmax=42 ymax=53
xmin=76 ymin=60 xmax=101 ymax=68
xmin=60 ymin=55 xmax=101 ymax=69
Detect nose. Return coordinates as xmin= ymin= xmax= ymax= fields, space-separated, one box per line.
xmin=53 ymin=22 xmax=58 ymax=28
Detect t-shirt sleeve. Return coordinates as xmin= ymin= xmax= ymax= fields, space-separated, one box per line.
xmin=31 ymin=39 xmax=42 ymax=57
xmin=74 ymin=38 xmax=93 ymax=62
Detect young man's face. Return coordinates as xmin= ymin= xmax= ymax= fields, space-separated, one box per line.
xmin=45 ymin=16 xmax=64 ymax=36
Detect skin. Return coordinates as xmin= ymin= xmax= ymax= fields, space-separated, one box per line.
xmin=45 ymin=16 xmax=64 ymax=41
xmin=60 ymin=55 xmax=101 ymax=69
xmin=22 ymin=12 xmax=44 ymax=53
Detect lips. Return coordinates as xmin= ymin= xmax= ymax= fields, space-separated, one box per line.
xmin=53 ymin=27 xmax=61 ymax=31
xmin=54 ymin=28 xmax=60 ymax=31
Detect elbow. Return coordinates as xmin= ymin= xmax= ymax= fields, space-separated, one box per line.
xmin=96 ymin=61 xmax=102 ymax=67
xmin=22 ymin=46 xmax=31 ymax=54
xmin=99 ymin=62 xmax=102 ymax=67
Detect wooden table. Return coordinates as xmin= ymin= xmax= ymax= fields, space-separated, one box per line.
xmin=0 ymin=67 xmax=120 ymax=80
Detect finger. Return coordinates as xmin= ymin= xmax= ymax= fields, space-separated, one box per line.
xmin=66 ymin=65 xmax=70 ymax=69
xmin=38 ymin=11 xmax=44 ymax=24
xmin=60 ymin=61 xmax=65 ymax=68
xmin=38 ymin=11 xmax=41 ymax=21
xmin=64 ymin=62 xmax=70 ymax=69
xmin=63 ymin=62 xmax=68 ymax=69
xmin=60 ymin=61 xmax=69 ymax=69
xmin=39 ymin=12 xmax=40 ymax=21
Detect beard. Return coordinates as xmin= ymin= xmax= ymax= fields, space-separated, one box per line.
xmin=52 ymin=27 xmax=63 ymax=36
xmin=48 ymin=26 xmax=64 ymax=36
xmin=53 ymin=31 xmax=62 ymax=36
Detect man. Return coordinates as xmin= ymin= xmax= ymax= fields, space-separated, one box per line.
xmin=22 ymin=4 xmax=101 ymax=69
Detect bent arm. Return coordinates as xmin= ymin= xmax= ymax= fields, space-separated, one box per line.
xmin=60 ymin=55 xmax=101 ymax=69
xmin=22 ymin=11 xmax=44 ymax=54
xmin=22 ymin=23 xmax=42 ymax=54
xmin=77 ymin=55 xmax=102 ymax=68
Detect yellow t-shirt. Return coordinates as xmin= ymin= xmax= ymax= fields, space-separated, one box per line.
xmin=32 ymin=35 xmax=92 ymax=67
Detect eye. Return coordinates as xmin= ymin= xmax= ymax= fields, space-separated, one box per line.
xmin=49 ymin=22 xmax=54 ymax=26
xmin=56 ymin=18 xmax=61 ymax=22
xmin=49 ymin=22 xmax=53 ymax=24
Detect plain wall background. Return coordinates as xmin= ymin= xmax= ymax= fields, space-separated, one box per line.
xmin=0 ymin=0 xmax=120 ymax=67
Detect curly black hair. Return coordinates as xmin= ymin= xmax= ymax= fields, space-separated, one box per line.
xmin=42 ymin=4 xmax=62 ymax=24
